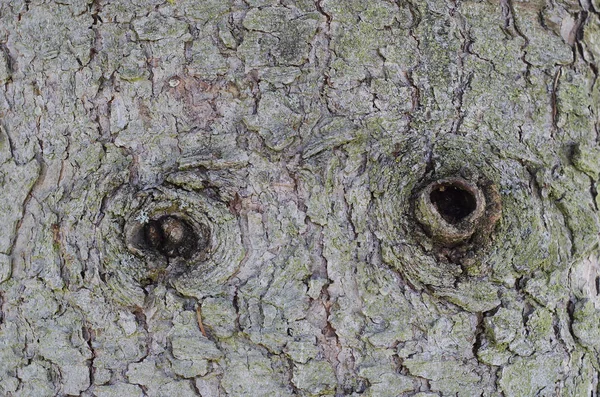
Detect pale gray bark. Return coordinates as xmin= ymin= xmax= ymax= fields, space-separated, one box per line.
xmin=0 ymin=0 xmax=599 ymax=396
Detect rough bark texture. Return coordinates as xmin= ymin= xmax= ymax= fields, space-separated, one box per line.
xmin=0 ymin=0 xmax=599 ymax=396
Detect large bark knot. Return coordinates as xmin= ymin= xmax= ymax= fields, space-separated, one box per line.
xmin=415 ymin=177 xmax=486 ymax=246
xmin=370 ymin=136 xmax=513 ymax=312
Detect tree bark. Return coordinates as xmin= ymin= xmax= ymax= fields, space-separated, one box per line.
xmin=1 ymin=0 xmax=599 ymax=396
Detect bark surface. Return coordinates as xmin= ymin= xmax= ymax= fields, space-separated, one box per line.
xmin=1 ymin=0 xmax=600 ymax=396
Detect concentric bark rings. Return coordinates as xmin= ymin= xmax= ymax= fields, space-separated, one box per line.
xmin=97 ymin=184 xmax=245 ymax=305
xmin=370 ymin=135 xmax=561 ymax=312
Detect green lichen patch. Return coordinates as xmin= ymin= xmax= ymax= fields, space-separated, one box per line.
xmin=572 ymin=299 xmax=600 ymax=349
xmin=0 ymin=50 xmax=10 ymax=84
xmin=402 ymin=358 xmax=483 ymax=397
xmin=436 ymin=281 xmax=500 ymax=313
xmin=498 ymin=353 xmax=564 ymax=396
xmin=131 ymin=13 xmax=191 ymax=42
xmin=244 ymin=91 xmax=303 ymax=151
xmin=572 ymin=143 xmax=600 ymax=179
xmin=291 ymin=360 xmax=337 ymax=395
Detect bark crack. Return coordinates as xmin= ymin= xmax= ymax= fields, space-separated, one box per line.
xmin=501 ymin=0 xmax=533 ymax=82
xmin=314 ymin=0 xmax=333 ymax=115
xmin=550 ymin=66 xmax=562 ymax=137
xmin=8 ymin=150 xmax=45 ymax=269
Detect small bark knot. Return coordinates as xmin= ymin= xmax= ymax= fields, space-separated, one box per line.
xmin=127 ymin=212 xmax=210 ymax=262
xmin=143 ymin=215 xmax=203 ymax=259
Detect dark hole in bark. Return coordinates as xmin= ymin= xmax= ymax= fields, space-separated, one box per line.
xmin=142 ymin=215 xmax=199 ymax=259
xmin=430 ymin=184 xmax=477 ymax=224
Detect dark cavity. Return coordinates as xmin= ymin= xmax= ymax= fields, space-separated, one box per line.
xmin=430 ymin=184 xmax=477 ymax=224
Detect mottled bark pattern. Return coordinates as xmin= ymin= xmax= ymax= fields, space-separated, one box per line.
xmin=0 ymin=0 xmax=599 ymax=396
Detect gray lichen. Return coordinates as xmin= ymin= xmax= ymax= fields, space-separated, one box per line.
xmin=0 ymin=0 xmax=599 ymax=395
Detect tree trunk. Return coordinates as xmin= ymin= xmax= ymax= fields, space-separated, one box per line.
xmin=1 ymin=0 xmax=599 ymax=395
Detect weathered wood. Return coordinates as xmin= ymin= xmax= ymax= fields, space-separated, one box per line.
xmin=0 ymin=0 xmax=599 ymax=395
